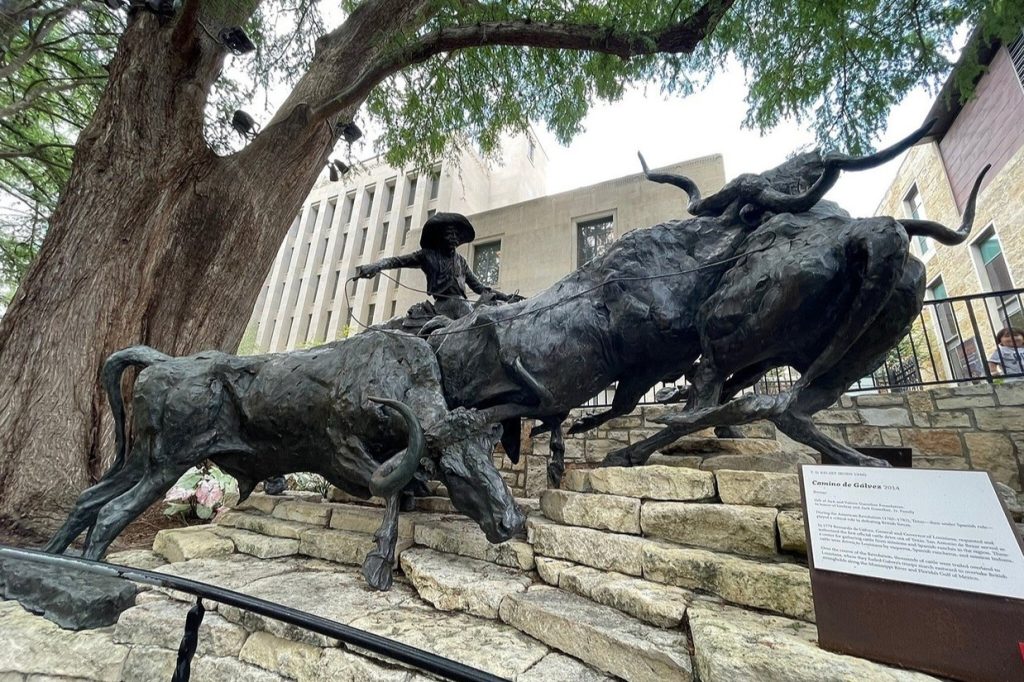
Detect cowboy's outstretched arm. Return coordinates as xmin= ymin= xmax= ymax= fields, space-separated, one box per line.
xmin=355 ymin=250 xmax=424 ymax=278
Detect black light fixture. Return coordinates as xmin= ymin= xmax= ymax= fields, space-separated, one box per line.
xmin=129 ymin=0 xmax=174 ymax=18
xmin=338 ymin=122 xmax=363 ymax=144
xmin=219 ymin=27 xmax=255 ymax=55
xmin=231 ymin=110 xmax=259 ymax=139
xmin=97 ymin=0 xmax=127 ymax=10
xmin=328 ymin=160 xmax=350 ymax=182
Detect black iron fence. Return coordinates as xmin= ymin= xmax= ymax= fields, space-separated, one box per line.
xmin=0 ymin=546 xmax=502 ymax=682
xmin=584 ymin=288 xmax=1024 ymax=408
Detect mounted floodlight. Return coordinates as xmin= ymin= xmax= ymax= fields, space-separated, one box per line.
xmin=129 ymin=0 xmax=174 ymax=18
xmin=219 ymin=27 xmax=255 ymax=55
xmin=328 ymin=160 xmax=350 ymax=182
xmin=231 ymin=110 xmax=259 ymax=139
xmin=97 ymin=0 xmax=126 ymax=10
xmin=338 ymin=122 xmax=363 ymax=144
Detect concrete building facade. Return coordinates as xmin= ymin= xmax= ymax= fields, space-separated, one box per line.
xmin=247 ymin=136 xmax=726 ymax=353
xmin=875 ymin=31 xmax=1024 ymax=381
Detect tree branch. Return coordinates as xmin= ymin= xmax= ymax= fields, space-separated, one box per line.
xmin=314 ymin=0 xmax=736 ymax=120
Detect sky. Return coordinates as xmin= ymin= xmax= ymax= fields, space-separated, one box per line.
xmin=531 ymin=65 xmax=937 ymax=218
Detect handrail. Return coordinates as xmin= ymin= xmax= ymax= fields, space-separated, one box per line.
xmin=0 ymin=545 xmax=504 ymax=682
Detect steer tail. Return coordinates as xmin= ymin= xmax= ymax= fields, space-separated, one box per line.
xmin=101 ymin=345 xmax=170 ymax=474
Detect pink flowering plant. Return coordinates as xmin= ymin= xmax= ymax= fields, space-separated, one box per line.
xmin=164 ymin=463 xmax=237 ymax=520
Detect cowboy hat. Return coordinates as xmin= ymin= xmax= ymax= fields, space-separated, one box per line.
xmin=420 ymin=212 xmax=476 ymax=250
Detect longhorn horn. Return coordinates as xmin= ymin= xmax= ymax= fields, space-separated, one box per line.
xmin=900 ymin=164 xmax=991 ymax=246
xmin=367 ymin=397 xmax=425 ymax=498
xmin=638 ymin=151 xmax=703 ymax=213
xmin=752 ymin=118 xmax=939 ymax=215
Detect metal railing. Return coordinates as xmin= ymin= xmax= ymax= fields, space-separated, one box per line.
xmin=0 ymin=545 xmax=502 ymax=682
xmin=583 ymin=288 xmax=1024 ymax=408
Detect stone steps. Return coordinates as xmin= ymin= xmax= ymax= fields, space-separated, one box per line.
xmin=413 ymin=518 xmax=535 ymax=570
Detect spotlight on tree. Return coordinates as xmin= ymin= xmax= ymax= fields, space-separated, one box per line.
xmin=219 ymin=27 xmax=255 ymax=55
xmin=231 ymin=110 xmax=259 ymax=140
xmin=328 ymin=160 xmax=350 ymax=182
xmin=338 ymin=122 xmax=362 ymax=144
xmin=129 ymin=0 xmax=174 ymax=18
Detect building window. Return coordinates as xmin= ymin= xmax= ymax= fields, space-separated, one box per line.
xmin=364 ymin=188 xmax=375 ymax=218
xmin=324 ymin=310 xmax=333 ymax=336
xmin=1010 ymin=32 xmax=1024 ymax=88
xmin=429 ymin=171 xmax=440 ymax=200
xmin=427 ymin=208 xmax=436 ymax=219
xmin=372 ymin=274 xmax=380 ymax=293
xmin=384 ymin=181 xmax=396 ymax=212
xmin=305 ymin=313 xmax=313 ymax=341
xmin=306 ymin=203 xmax=320 ymax=233
xmin=903 ymin=185 xmax=932 ymax=257
xmin=330 ymin=270 xmax=341 ymax=300
xmin=473 ymin=240 xmax=501 ymax=287
xmin=343 ymin=193 xmax=355 ymax=224
xmin=389 ymin=300 xmax=397 ymax=318
xmin=928 ymin=280 xmax=969 ymax=380
xmin=319 ymin=236 xmax=330 ymax=266
xmin=359 ymin=227 xmax=368 ymax=255
xmin=973 ymin=226 xmax=1022 ymax=328
xmin=576 ymin=215 xmax=615 ymax=265
xmin=367 ymin=303 xmax=376 ymax=325
xmin=379 ymin=221 xmax=390 ymax=251
xmin=402 ymin=216 xmax=413 ymax=245
xmin=406 ymin=177 xmax=418 ymax=206
xmin=338 ymin=232 xmax=348 ymax=258
xmin=313 ymin=274 xmax=321 ymax=297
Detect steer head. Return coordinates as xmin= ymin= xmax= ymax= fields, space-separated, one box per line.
xmin=367 ymin=400 xmax=525 ymax=544
xmin=639 ymin=118 xmax=937 ymax=226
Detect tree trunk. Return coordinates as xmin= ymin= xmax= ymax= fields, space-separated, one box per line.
xmin=0 ymin=11 xmax=335 ymax=531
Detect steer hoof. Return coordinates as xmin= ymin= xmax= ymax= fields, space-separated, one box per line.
xmin=546 ymin=461 xmax=565 ymax=489
xmin=362 ymin=551 xmax=394 ymax=591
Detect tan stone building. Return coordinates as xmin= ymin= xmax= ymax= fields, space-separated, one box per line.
xmin=246 ymin=134 xmax=726 ymax=352
xmin=876 ymin=31 xmax=1024 ymax=382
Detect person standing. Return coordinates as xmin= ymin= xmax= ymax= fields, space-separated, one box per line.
xmin=988 ymin=326 xmax=1024 ymax=381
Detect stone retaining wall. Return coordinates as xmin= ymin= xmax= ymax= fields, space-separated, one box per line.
xmin=496 ymin=382 xmax=1024 ymax=495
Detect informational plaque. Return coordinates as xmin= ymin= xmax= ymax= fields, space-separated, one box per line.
xmin=800 ymin=465 xmax=1024 ymax=682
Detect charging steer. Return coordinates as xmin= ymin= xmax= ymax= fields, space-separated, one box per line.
xmin=45 ymin=331 xmax=524 ymax=590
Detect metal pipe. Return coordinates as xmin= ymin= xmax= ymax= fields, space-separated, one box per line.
xmin=0 ymin=546 xmax=503 ymax=682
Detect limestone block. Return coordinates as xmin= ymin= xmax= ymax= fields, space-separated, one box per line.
xmin=689 ymin=603 xmax=939 ymax=681
xmin=899 ymin=428 xmax=964 ymax=457
xmin=316 ymin=648 xmax=420 ymax=681
xmin=880 ymin=428 xmax=903 ymax=446
xmin=272 ymin=500 xmax=331 ymax=526
xmin=561 ymin=468 xmax=593 ymax=492
xmin=328 ymin=504 xmax=416 ymax=539
xmin=642 ymin=542 xmax=814 ymax=621
xmin=814 ymin=409 xmax=863 ymax=424
xmin=114 ymin=599 xmax=248 ymax=656
xmin=414 ymin=496 xmax=458 ymax=513
xmin=628 ymin=428 xmax=666 ymax=445
xmin=607 ymin=415 xmax=644 ymax=429
xmin=852 ymin=394 xmax=906 ymax=407
xmin=0 ymin=601 xmax=129 ymax=681
xmin=661 ymin=437 xmax=784 ymax=457
xmin=912 ymin=456 xmax=969 ymax=470
xmin=120 ymin=645 xmax=177 ymax=681
xmin=298 ymin=527 xmax=404 ymax=566
xmin=528 ymin=518 xmax=646 ymax=575
xmin=646 ymin=454 xmax=703 ymax=468
xmin=413 ymin=519 xmax=534 ymax=570
xmin=974 ymin=407 xmax=1024 ymax=431
xmin=558 ymin=564 xmax=617 ymax=598
xmin=699 ymin=451 xmax=816 ymax=474
xmin=585 ymin=438 xmax=630 ymax=463
xmin=915 ymin=410 xmax=972 ymax=428
xmin=995 ymin=383 xmax=1024 ymax=406
xmin=217 ymin=511 xmax=314 ymax=539
xmin=236 ymin=492 xmax=286 ymax=515
xmin=105 ymin=549 xmax=168 ymax=570
xmin=239 ymin=631 xmax=322 ymax=681
xmin=554 ymin=563 xmax=697 ymax=627
xmin=845 ymin=425 xmax=883 ymax=445
xmin=524 ymin=456 xmax=550 ymax=497
xmin=994 ymin=482 xmax=1023 ymax=520
xmin=715 ymin=471 xmax=801 ymax=508
xmin=540 ymin=489 xmax=641 ymax=534
xmin=349 ymin=603 xmax=548 ymax=679
xmin=641 ymin=502 xmax=779 ymax=557
xmin=499 ymin=586 xmax=693 ymax=682
xmin=217 ymin=527 xmax=300 ymax=559
xmin=535 ymin=557 xmax=574 ymax=586
xmin=588 ymin=465 xmax=716 ymax=501
xmin=399 ymin=548 xmax=531 ymax=619
xmin=964 ymin=432 xmax=1021 ymax=489
xmin=152 ymin=527 xmax=234 ymax=564
xmin=936 ymin=395 xmax=996 ymax=409
xmin=191 ymin=655 xmax=288 ymax=681
xmin=154 ymin=555 xmax=314 ymax=607
xmin=519 ymin=653 xmax=615 ymax=682
xmin=777 ymin=511 xmax=807 ymax=554
xmin=859 ymin=408 xmax=912 ymax=427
